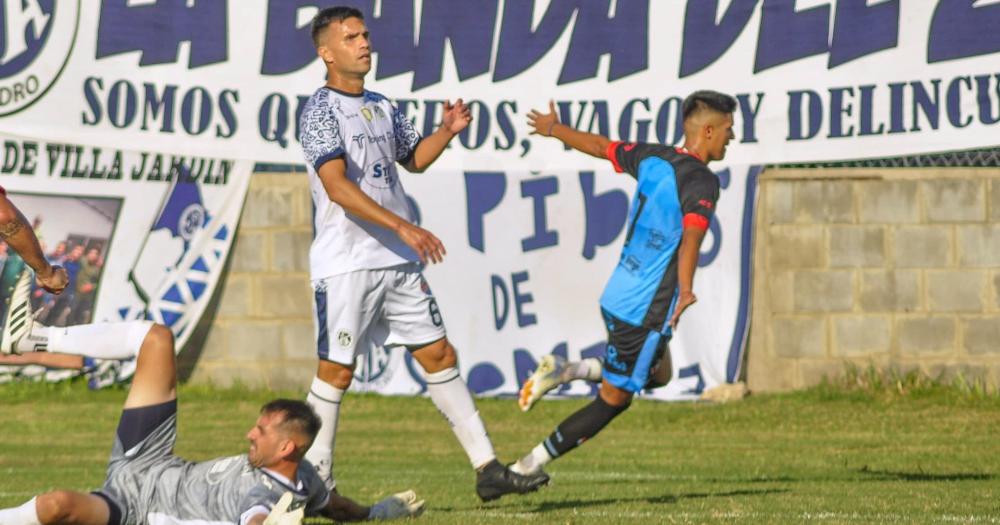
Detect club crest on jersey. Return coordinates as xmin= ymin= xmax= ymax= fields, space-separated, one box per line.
xmin=0 ymin=0 xmax=80 ymax=116
xmin=336 ymin=329 xmax=353 ymax=348
xmin=360 ymin=106 xmax=386 ymax=122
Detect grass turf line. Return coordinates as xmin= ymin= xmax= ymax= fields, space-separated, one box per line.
xmin=1 ymin=381 xmax=998 ymax=524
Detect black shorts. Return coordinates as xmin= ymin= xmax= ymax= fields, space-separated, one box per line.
xmin=601 ymin=310 xmax=669 ymax=393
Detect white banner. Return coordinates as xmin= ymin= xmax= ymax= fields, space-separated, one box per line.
xmin=1 ymin=1 xmax=997 ymax=396
xmin=353 ymin=165 xmax=759 ymax=400
xmin=0 ymin=134 xmax=251 ymax=384
xmin=1 ymin=2 xmax=998 ymax=166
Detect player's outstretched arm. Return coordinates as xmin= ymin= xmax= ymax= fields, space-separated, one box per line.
xmin=317 ymin=158 xmax=445 ymax=264
xmin=528 ymin=100 xmax=611 ymax=160
xmin=320 ymin=489 xmax=425 ymax=522
xmin=0 ymin=195 xmax=68 ymax=294
xmin=669 ymin=226 xmax=707 ymax=329
xmin=404 ymin=99 xmax=471 ymax=173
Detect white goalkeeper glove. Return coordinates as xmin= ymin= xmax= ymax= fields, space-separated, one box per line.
xmin=263 ymin=492 xmax=304 ymax=525
xmin=367 ymin=490 xmax=425 ymax=520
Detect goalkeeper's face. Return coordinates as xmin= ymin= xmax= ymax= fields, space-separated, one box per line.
xmin=246 ymin=412 xmax=296 ymax=468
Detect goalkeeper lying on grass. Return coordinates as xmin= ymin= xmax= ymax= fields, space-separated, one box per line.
xmin=0 ymin=276 xmax=423 ymax=525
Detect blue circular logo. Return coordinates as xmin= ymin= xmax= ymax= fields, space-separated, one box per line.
xmin=0 ymin=0 xmax=79 ymax=116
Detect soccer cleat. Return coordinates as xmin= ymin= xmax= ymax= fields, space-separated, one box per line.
xmin=475 ymin=459 xmax=549 ymax=502
xmin=518 ymin=354 xmax=567 ymax=412
xmin=312 ymin=457 xmax=336 ymax=492
xmin=1 ymin=270 xmax=34 ymax=355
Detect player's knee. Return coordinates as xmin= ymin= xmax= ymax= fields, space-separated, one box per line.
xmin=317 ymin=360 xmax=355 ymax=389
xmin=410 ymin=338 xmax=456 ymax=372
xmin=36 ymin=490 xmax=75 ymax=523
xmin=599 ymin=383 xmax=634 ymax=408
xmin=139 ymin=324 xmax=175 ymax=360
xmin=147 ymin=323 xmax=174 ymax=350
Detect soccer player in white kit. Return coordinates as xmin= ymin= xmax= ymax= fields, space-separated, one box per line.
xmin=298 ymin=7 xmax=548 ymax=502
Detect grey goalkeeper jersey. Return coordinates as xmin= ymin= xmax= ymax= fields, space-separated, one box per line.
xmin=104 ymin=448 xmax=329 ymax=525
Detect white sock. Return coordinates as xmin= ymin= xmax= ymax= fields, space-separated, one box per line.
xmin=304 ymin=377 xmax=344 ymax=489
xmin=563 ymin=357 xmax=603 ymax=383
xmin=512 ymin=444 xmax=554 ymax=475
xmin=0 ymin=497 xmax=41 ymax=525
xmin=20 ymin=322 xmax=153 ymax=360
xmin=424 ymin=367 xmax=496 ymax=469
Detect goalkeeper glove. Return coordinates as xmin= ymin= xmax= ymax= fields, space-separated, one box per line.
xmin=367 ymin=490 xmax=425 ymax=520
xmin=263 ymin=492 xmax=304 ymax=525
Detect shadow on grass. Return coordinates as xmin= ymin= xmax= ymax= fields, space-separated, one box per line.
xmin=858 ymin=467 xmax=995 ymax=482
xmin=432 ymin=488 xmax=787 ymax=514
xmin=530 ymin=488 xmax=788 ymax=512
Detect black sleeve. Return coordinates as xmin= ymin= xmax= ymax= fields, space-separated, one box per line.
xmin=606 ymin=142 xmax=671 ymax=180
xmin=678 ymin=170 xmax=720 ymax=231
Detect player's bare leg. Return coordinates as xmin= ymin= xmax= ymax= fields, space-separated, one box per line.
xmin=30 ymin=491 xmax=112 ymax=525
xmin=410 ymin=337 xmax=549 ymax=501
xmin=0 ymin=322 xmax=171 ymax=525
xmin=122 ymin=323 xmax=176 ymax=408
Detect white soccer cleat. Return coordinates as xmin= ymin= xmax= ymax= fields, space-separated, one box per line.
xmin=518 ymin=354 xmax=568 ymax=412
xmin=1 ymin=270 xmax=34 ymax=355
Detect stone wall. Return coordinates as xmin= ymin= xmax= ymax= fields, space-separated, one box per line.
xmin=747 ymin=169 xmax=1000 ymax=391
xmin=188 ymin=169 xmax=1000 ymax=392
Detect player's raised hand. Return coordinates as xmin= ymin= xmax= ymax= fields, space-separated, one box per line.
xmin=669 ymin=290 xmax=697 ymax=330
xmin=263 ymin=492 xmax=304 ymax=525
xmin=396 ymin=222 xmax=446 ymax=264
xmin=36 ymin=265 xmax=69 ymax=294
xmin=528 ymin=100 xmax=559 ymax=136
xmin=368 ymin=490 xmax=425 ymax=520
xmin=442 ymin=98 xmax=472 ymax=134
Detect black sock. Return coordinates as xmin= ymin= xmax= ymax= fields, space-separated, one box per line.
xmin=543 ymin=395 xmax=630 ymax=458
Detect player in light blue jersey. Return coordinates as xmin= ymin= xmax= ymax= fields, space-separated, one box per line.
xmin=512 ymin=91 xmax=737 ymax=479
xmin=0 ymin=319 xmax=424 ymax=525
xmin=297 ymin=6 xmax=548 ymax=502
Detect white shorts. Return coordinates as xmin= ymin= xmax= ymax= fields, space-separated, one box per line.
xmin=312 ymin=263 xmax=446 ymax=365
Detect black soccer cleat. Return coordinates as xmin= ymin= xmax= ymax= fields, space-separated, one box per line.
xmin=475 ymin=459 xmax=549 ymax=502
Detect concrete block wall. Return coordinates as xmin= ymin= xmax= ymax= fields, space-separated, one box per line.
xmin=186 ymin=172 xmax=318 ymax=390
xmin=747 ymin=169 xmax=1000 ymax=391
xmin=190 ymin=169 xmax=1000 ymax=392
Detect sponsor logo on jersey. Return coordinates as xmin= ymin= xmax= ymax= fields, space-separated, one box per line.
xmin=645 ymin=229 xmax=666 ymax=250
xmin=0 ymin=0 xmax=80 ymax=116
xmin=362 ymin=157 xmax=397 ymax=189
xmin=623 ymin=255 xmax=641 ymax=273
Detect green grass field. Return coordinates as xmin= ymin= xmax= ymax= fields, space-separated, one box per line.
xmin=1 ymin=380 xmax=998 ymax=524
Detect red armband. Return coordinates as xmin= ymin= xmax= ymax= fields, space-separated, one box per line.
xmin=606 ymin=141 xmax=625 ymax=173
xmin=683 ymin=213 xmax=710 ymax=231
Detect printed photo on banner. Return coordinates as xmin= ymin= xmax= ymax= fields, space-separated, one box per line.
xmin=0 ymin=193 xmax=119 ymax=328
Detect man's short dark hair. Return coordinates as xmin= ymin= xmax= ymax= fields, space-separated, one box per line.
xmin=311 ymin=6 xmax=365 ymax=46
xmin=682 ymin=90 xmax=737 ymax=121
xmin=261 ymin=399 xmax=321 ymax=443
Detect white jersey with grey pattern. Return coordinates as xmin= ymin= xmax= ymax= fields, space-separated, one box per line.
xmin=299 ymin=86 xmax=422 ymax=280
